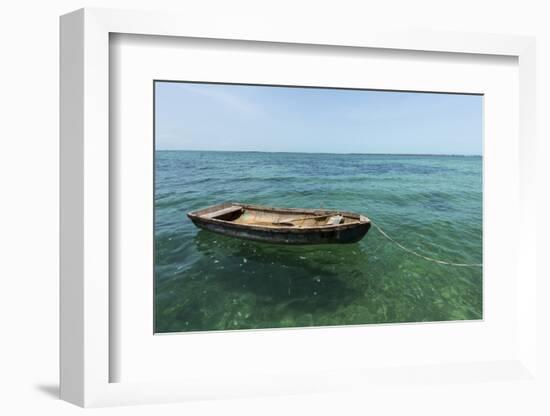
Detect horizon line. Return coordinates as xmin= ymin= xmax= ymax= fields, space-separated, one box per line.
xmin=155 ymin=149 xmax=482 ymax=157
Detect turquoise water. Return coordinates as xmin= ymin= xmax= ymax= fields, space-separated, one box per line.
xmin=154 ymin=151 xmax=482 ymax=333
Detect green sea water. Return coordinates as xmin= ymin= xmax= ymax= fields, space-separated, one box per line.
xmin=154 ymin=151 xmax=482 ymax=333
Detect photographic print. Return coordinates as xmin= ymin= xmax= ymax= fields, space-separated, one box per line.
xmin=154 ymin=81 xmax=482 ymax=333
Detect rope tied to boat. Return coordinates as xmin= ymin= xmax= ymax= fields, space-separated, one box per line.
xmin=371 ymin=221 xmax=482 ymax=268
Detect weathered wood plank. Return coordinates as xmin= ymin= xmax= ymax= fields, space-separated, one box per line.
xmin=203 ymin=205 xmax=243 ymax=219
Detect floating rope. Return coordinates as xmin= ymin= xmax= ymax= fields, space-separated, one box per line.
xmin=371 ymin=222 xmax=482 ymax=268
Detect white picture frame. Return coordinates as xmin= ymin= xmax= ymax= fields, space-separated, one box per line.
xmin=60 ymin=7 xmax=538 ymax=408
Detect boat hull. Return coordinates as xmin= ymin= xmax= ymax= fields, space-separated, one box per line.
xmin=188 ymin=203 xmax=371 ymax=245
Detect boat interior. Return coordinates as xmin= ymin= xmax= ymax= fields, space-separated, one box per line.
xmin=198 ymin=205 xmax=362 ymax=228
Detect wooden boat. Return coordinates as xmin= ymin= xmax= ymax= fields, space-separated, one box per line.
xmin=187 ymin=202 xmax=371 ymax=245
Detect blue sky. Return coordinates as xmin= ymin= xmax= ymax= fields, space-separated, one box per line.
xmin=155 ymin=82 xmax=482 ymax=155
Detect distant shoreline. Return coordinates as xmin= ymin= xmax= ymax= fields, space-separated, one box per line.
xmin=155 ymin=149 xmax=482 ymax=157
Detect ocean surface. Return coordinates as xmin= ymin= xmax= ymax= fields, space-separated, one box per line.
xmin=154 ymin=151 xmax=482 ymax=333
